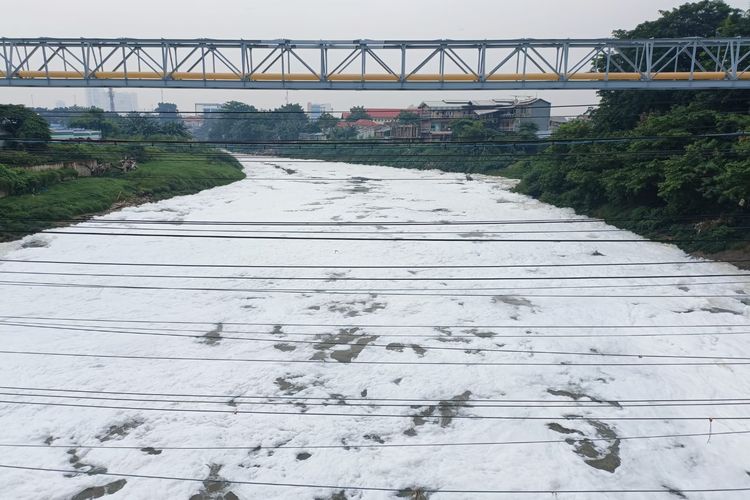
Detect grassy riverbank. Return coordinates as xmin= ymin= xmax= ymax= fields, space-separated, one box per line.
xmin=0 ymin=149 xmax=244 ymax=240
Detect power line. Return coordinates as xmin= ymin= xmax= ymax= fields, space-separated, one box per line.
xmin=4 ymin=228 xmax=749 ymax=243
xmin=2 ymin=315 xmax=742 ymax=329
xmin=8 ymin=130 xmax=749 ymax=146
xmin=2 ymin=398 xmax=750 ymax=424
xmin=13 ymin=225 xmax=676 ymax=235
xmin=3 ymin=321 xmax=749 ymax=361
xmin=1 ymin=272 xmax=748 ymax=292
xmin=1 ymin=279 xmax=746 ymax=298
xmin=0 ymin=429 xmax=746 ymax=451
xmin=1 ymin=257 xmax=746 ymax=269
xmin=5 ymin=389 xmax=750 ymax=409
xmin=20 ymin=147 xmax=747 ymax=159
xmin=0 ymin=348 xmax=749 ymax=367
xmin=5 ymin=214 xmax=749 ymax=225
xmin=2 ymin=269 xmax=748 ymax=282
xmin=3 ymin=463 xmax=750 ymax=495
xmin=5 ymin=319 xmax=749 ymax=340
xmin=4 ymin=384 xmax=749 ymax=405
xmin=15 ymin=224 xmax=750 ymax=236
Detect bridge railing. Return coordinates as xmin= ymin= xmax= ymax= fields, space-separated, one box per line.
xmin=2 ymin=37 xmax=750 ymax=90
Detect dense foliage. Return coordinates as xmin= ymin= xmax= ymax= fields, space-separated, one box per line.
xmin=0 ymin=104 xmax=51 ymax=147
xmin=594 ymin=1 xmax=750 ymax=132
xmin=38 ymin=104 xmax=190 ymax=139
xmin=0 ymin=150 xmax=244 ymax=240
xmin=200 ymin=102 xmax=314 ymax=142
xmin=514 ymin=0 xmax=750 ymax=254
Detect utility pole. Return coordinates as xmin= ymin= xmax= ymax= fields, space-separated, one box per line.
xmin=108 ymin=88 xmax=115 ymax=112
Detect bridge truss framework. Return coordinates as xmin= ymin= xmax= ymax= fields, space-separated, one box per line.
xmin=2 ymin=37 xmax=750 ymax=90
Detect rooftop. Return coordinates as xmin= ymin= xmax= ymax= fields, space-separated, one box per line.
xmin=419 ymin=98 xmax=550 ymax=109
xmin=341 ymin=108 xmax=406 ymax=120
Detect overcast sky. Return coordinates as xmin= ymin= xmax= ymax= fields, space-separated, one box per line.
xmin=3 ymin=0 xmax=749 ymax=113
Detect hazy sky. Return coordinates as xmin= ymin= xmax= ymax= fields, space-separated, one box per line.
xmin=3 ymin=0 xmax=749 ymax=113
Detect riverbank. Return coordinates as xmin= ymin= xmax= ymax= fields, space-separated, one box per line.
xmin=262 ymin=145 xmax=749 ymax=268
xmin=0 ymin=150 xmax=244 ymax=241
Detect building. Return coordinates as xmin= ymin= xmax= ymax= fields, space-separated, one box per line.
xmin=549 ymin=116 xmax=569 ymax=134
xmin=306 ymin=102 xmax=333 ymax=120
xmin=390 ymin=123 xmax=420 ymax=139
xmin=85 ymin=88 xmax=109 ymax=110
xmin=50 ymin=124 xmax=102 ymax=140
xmin=341 ymin=108 xmax=409 ymax=124
xmin=85 ymin=89 xmax=138 ymax=112
xmin=336 ymin=119 xmax=380 ymax=139
xmin=417 ymin=98 xmax=551 ymax=140
xmin=195 ymin=103 xmax=223 ymax=114
xmin=298 ymin=132 xmax=327 ymax=141
xmin=182 ymin=115 xmax=205 ymax=133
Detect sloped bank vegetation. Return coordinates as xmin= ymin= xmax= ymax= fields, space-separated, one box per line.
xmin=0 ymin=149 xmax=244 ymax=240
xmin=0 ymin=104 xmax=244 ymax=240
xmin=513 ymin=0 xmax=750 ymax=257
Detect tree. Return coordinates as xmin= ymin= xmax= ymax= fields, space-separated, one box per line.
xmin=317 ymin=112 xmax=339 ymax=130
xmin=397 ymin=111 xmax=420 ymax=124
xmin=593 ymin=1 xmax=750 ymax=132
xmin=346 ymin=106 xmax=371 ymax=121
xmin=272 ymin=103 xmax=309 ymax=140
xmin=202 ymin=101 xmax=312 ymax=142
xmin=206 ymin=101 xmax=266 ymax=142
xmin=67 ymin=107 xmax=122 ymax=138
xmin=451 ymin=119 xmax=491 ymax=141
xmin=329 ymin=125 xmax=357 ymax=140
xmin=0 ymin=105 xmax=50 ymax=148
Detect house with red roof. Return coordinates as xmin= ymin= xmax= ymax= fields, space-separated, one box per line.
xmin=341 ymin=108 xmax=408 ymax=124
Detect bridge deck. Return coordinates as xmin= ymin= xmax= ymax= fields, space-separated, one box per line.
xmin=3 ymin=37 xmax=750 ymax=90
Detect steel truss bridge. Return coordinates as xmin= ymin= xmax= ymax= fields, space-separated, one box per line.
xmin=2 ymin=37 xmax=750 ymax=90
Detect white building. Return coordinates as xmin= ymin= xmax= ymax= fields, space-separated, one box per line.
xmin=306 ymin=102 xmax=333 ymax=120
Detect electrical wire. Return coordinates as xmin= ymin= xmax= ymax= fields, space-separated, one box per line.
xmin=2 ymin=269 xmax=748 ymax=282
xmin=0 ymin=279 xmax=747 ymax=298
xmin=0 ymin=257 xmax=747 ymax=269
xmin=2 ymin=463 xmax=750 ymax=495
xmin=4 ymin=319 xmax=750 ymax=340
xmin=2 ymin=315 xmax=742 ymax=329
xmin=0 ymin=430 xmax=746 ymax=451
xmin=2 ymin=383 xmax=748 ymax=405
xmin=6 ymin=390 xmax=750 ymax=409
xmin=8 ymin=130 xmax=748 ymax=146
xmin=4 ymin=213 xmax=749 ymax=225
xmin=3 ymin=321 xmax=749 ymax=361
xmin=4 ymin=229 xmax=749 ymax=243
xmin=0 ymin=348 xmax=749 ymax=366
xmin=0 ymin=397 xmax=748 ymax=418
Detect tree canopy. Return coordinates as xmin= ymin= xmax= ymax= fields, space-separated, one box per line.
xmin=593 ymin=0 xmax=750 ymax=132
xmin=202 ymin=101 xmax=314 ymax=142
xmin=514 ymin=0 xmax=750 ymax=254
xmin=0 ymin=105 xmax=51 ymax=148
xmin=346 ymin=106 xmax=371 ymax=121
xmin=317 ymin=112 xmax=339 ymax=130
xmin=397 ymin=111 xmax=420 ymax=124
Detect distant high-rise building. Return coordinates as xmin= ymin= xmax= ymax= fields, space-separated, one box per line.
xmin=85 ymin=88 xmax=138 ymax=112
xmin=85 ymin=88 xmax=109 ymax=110
xmin=54 ymin=100 xmax=66 ymax=109
xmin=113 ymin=92 xmax=138 ymax=112
xmin=306 ymin=102 xmax=333 ymax=120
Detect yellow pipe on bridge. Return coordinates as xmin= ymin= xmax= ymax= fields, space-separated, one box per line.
xmin=4 ymin=70 xmax=750 ymax=82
